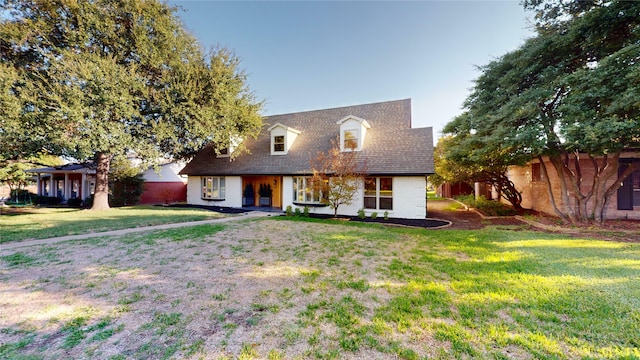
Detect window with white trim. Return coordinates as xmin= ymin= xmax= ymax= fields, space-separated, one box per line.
xmin=364 ymin=177 xmax=392 ymax=210
xmin=273 ymin=135 xmax=285 ymax=153
xmin=293 ymin=176 xmax=323 ymax=204
xmin=202 ymin=177 xmax=225 ymax=200
xmin=343 ymin=129 xmax=359 ymax=150
xmin=217 ymin=147 xmax=230 ymax=158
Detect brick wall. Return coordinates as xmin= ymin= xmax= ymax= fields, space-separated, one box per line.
xmin=507 ymin=153 xmax=640 ymax=220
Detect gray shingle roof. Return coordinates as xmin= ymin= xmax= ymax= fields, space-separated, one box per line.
xmin=180 ymin=99 xmax=434 ymax=176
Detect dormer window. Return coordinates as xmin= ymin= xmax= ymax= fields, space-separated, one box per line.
xmin=337 ymin=115 xmax=370 ymax=152
xmin=273 ymin=135 xmax=285 ymax=152
xmin=268 ymin=123 xmax=301 ymax=155
xmin=216 ymin=135 xmax=242 ymax=158
xmin=343 ymin=129 xmax=359 ymax=150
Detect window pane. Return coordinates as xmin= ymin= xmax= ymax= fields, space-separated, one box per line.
xmin=380 ymin=177 xmax=392 ymax=192
xmin=633 ymin=171 xmax=640 ymax=190
xmin=379 ymin=197 xmax=393 ymax=210
xmin=274 ymin=136 xmax=285 ymax=152
xmin=531 ymin=163 xmax=541 ymax=182
xmin=344 ymin=130 xmax=358 ymax=149
xmin=364 ymin=177 xmax=376 ymax=196
xmin=364 ymin=196 xmax=376 ymax=209
xmin=220 ymin=178 xmax=226 ymax=198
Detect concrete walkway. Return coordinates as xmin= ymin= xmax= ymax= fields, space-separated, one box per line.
xmin=1 ymin=211 xmax=276 ymax=252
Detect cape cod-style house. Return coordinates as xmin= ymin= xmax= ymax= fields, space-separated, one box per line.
xmin=179 ymin=99 xmax=435 ymax=219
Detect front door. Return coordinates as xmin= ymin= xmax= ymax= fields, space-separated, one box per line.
xmin=242 ymin=176 xmax=282 ymax=208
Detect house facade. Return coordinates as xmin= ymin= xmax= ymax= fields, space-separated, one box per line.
xmin=507 ymin=151 xmax=640 ymax=220
xmin=26 ymin=161 xmax=187 ymax=205
xmin=180 ymin=99 xmax=435 ymax=219
xmin=26 ymin=163 xmax=96 ymax=203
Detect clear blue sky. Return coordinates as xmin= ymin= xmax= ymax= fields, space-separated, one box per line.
xmin=168 ymin=1 xmax=535 ymax=137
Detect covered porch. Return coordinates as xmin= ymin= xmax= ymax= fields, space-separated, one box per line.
xmin=241 ymin=176 xmax=283 ymax=209
xmin=26 ymin=163 xmax=96 ymax=203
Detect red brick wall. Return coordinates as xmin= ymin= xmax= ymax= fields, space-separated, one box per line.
xmin=139 ymin=182 xmax=187 ymax=205
xmin=507 ymin=154 xmax=639 ymax=220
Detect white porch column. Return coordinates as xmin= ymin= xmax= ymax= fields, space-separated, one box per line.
xmin=36 ymin=174 xmax=42 ymax=196
xmin=64 ymin=173 xmax=70 ymax=200
xmin=81 ymin=173 xmax=87 ymax=201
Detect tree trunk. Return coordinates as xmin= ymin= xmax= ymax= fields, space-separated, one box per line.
xmin=91 ymin=152 xmax=112 ymax=211
xmin=549 ymin=155 xmax=578 ymax=224
xmin=539 ymin=156 xmax=570 ymax=223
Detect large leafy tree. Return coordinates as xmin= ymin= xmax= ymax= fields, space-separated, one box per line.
xmin=433 ymin=132 xmax=523 ymax=209
xmin=1 ymin=0 xmax=262 ymax=210
xmin=444 ymin=0 xmax=640 ymax=224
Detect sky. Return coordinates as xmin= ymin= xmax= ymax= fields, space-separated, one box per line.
xmin=168 ymin=1 xmax=536 ymax=138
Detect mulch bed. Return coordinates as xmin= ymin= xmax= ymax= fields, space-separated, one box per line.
xmin=161 ymin=203 xmax=251 ymax=214
xmin=299 ymin=213 xmax=451 ymax=229
xmin=165 ymin=204 xmax=451 ymax=228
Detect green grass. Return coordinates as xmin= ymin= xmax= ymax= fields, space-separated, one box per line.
xmin=2 ymin=216 xmax=639 ymax=359
xmin=0 ymin=206 xmax=228 ymax=243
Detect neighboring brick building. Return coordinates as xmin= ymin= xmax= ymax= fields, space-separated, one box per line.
xmin=139 ymin=162 xmax=187 ymax=204
xmin=507 ymin=151 xmax=640 ymax=220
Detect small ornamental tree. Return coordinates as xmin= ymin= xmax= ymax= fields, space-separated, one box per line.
xmin=310 ymin=139 xmax=366 ymax=217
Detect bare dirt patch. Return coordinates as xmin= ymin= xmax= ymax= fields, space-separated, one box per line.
xmin=0 ymin=220 xmax=434 ymax=359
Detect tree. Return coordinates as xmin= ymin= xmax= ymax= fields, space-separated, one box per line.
xmin=0 ymin=154 xmax=62 ymax=200
xmin=310 ymin=139 xmax=366 ymax=217
xmin=1 ymin=0 xmax=263 ymax=210
xmin=444 ymin=0 xmax=640 ymax=224
xmin=433 ymin=133 xmax=522 ymax=209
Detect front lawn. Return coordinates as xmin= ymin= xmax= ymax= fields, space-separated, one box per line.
xmin=1 ymin=218 xmax=638 ymax=359
xmin=0 ymin=206 xmax=228 ymax=243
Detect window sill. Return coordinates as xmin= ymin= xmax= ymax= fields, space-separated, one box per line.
xmin=293 ymin=202 xmax=329 ymax=208
xmin=202 ymin=198 xmax=225 ymax=202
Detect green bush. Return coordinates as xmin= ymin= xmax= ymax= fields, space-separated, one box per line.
xmin=357 ymin=209 xmax=365 ymax=219
xmin=294 ymin=208 xmax=301 ymax=216
xmin=371 ymin=212 xmax=378 ymax=220
xmin=285 ymin=205 xmax=293 ymax=216
xmin=110 ymin=174 xmax=144 ymax=207
xmin=33 ymin=195 xmax=61 ymax=205
xmin=67 ymin=198 xmax=83 ymax=208
xmin=303 ymin=206 xmax=310 ymax=217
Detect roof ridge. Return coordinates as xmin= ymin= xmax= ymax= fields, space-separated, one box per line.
xmin=265 ymin=98 xmax=410 ymax=118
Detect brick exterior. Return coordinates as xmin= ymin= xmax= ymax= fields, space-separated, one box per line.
xmin=139 ymin=182 xmax=187 ymax=205
xmin=507 ymin=152 xmax=640 ymax=220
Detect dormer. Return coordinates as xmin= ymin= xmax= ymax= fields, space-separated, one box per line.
xmin=216 ymin=135 xmax=242 ymax=158
xmin=337 ymin=115 xmax=371 ymax=151
xmin=268 ymin=123 xmax=301 ymax=155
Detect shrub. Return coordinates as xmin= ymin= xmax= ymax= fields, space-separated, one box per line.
xmin=384 ymin=211 xmax=389 ymax=220
xmin=371 ymin=212 xmax=378 ymax=220
xmin=67 ymin=198 xmax=83 ymax=208
xmin=294 ymin=208 xmax=301 ymax=217
xmin=285 ymin=205 xmax=293 ymax=216
xmin=33 ymin=195 xmax=62 ymax=206
xmin=110 ymin=174 xmax=144 ymax=207
xmin=357 ymin=209 xmax=365 ymax=219
xmin=303 ymin=206 xmax=310 ymax=217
